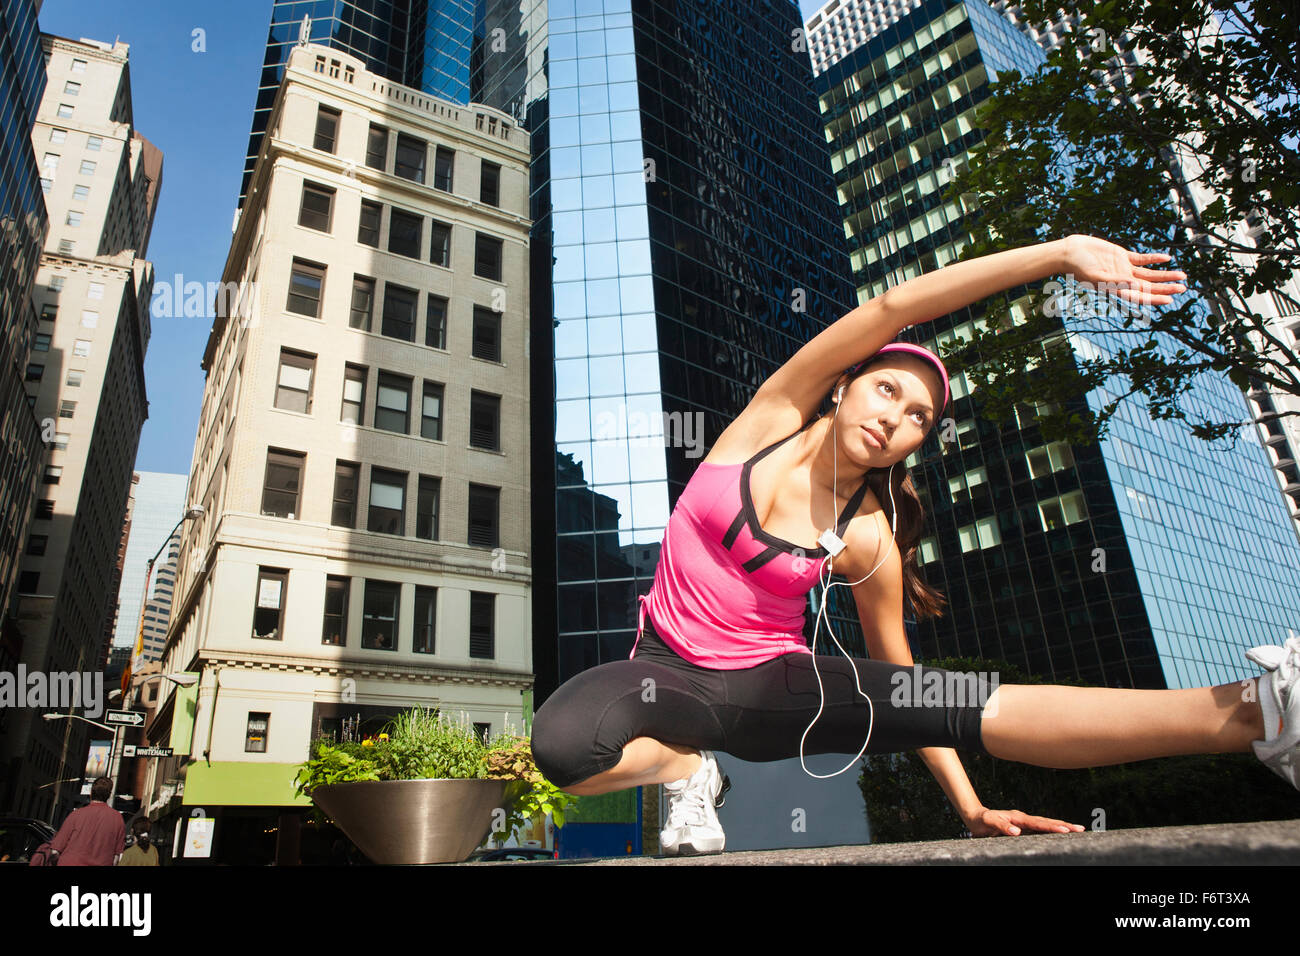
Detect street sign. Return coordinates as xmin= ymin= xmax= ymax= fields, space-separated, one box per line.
xmin=131 ymin=746 xmax=173 ymax=758
xmin=105 ymin=710 xmax=145 ymax=727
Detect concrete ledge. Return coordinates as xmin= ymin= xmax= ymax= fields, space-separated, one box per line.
xmin=476 ymin=818 xmax=1300 ymax=865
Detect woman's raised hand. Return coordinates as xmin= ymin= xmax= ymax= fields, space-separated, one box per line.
xmin=1060 ymin=234 xmax=1188 ymax=306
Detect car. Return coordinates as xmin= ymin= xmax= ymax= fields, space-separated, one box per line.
xmin=464 ymin=845 xmax=557 ymax=862
xmin=0 ymin=817 xmax=57 ymax=866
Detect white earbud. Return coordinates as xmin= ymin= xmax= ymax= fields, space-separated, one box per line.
xmin=835 ymin=386 xmax=844 ymax=402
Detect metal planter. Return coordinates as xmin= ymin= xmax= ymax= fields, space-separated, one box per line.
xmin=312 ymin=778 xmax=524 ymax=864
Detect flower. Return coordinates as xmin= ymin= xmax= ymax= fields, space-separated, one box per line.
xmin=362 ymin=739 xmax=374 ymax=747
xmin=379 ymin=733 xmax=389 ymax=740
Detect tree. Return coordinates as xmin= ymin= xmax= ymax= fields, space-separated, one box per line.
xmin=944 ymin=0 xmax=1300 ymax=444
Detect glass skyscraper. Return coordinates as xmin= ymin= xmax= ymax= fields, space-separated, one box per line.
xmin=0 ymin=0 xmax=49 ymax=633
xmin=812 ymin=0 xmax=1300 ymax=690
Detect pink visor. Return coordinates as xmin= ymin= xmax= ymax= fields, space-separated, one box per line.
xmin=848 ymin=342 xmax=951 ymax=411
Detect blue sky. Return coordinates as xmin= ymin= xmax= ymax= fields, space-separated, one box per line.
xmin=37 ymin=0 xmax=829 ymax=475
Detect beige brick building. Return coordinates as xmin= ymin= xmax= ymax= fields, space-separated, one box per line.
xmin=2 ymin=34 xmax=159 ymax=822
xmin=141 ymin=44 xmax=533 ymax=847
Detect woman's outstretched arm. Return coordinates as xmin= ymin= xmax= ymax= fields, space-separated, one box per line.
xmin=758 ymin=235 xmax=1186 ymax=424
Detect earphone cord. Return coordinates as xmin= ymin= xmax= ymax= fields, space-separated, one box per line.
xmin=798 ymin=395 xmax=899 ymax=780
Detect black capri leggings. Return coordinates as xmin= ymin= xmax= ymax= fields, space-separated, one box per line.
xmin=532 ymin=613 xmax=995 ymax=789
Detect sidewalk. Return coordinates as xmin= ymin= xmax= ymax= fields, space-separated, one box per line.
xmin=492 ymin=818 xmax=1300 ymax=865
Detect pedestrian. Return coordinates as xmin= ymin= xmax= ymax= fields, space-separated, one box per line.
xmin=117 ymin=817 xmax=160 ymax=866
xmin=531 ymin=234 xmax=1299 ymax=855
xmin=48 ymin=776 xmax=126 ymax=865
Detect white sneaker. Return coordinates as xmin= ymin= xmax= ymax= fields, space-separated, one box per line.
xmin=660 ymin=751 xmax=729 ymax=856
xmin=1245 ymin=634 xmax=1300 ymax=789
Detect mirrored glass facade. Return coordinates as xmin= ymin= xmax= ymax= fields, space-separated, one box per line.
xmin=0 ymin=0 xmax=49 ymax=622
xmin=815 ymin=0 xmax=1300 ymax=689
xmin=474 ymin=0 xmax=862 ymax=699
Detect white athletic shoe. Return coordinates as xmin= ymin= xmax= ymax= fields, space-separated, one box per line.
xmin=660 ymin=750 xmax=729 ymax=856
xmin=1245 ymin=634 xmax=1300 ymax=789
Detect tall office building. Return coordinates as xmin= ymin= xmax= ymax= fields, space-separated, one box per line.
xmin=0 ymin=0 xmax=49 ymax=675
xmin=140 ymin=43 xmax=531 ymax=860
xmin=239 ymin=1 xmax=483 ymax=207
xmin=1 ymin=34 xmax=160 ymax=821
xmin=111 ymin=471 xmax=189 ymax=661
xmin=807 ymin=0 xmax=1300 ymax=691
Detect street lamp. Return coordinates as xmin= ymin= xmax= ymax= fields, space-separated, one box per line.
xmin=42 ymin=712 xmax=120 ymax=825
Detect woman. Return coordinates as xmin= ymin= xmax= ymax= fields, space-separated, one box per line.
xmin=531 ymin=234 xmax=1299 ymax=855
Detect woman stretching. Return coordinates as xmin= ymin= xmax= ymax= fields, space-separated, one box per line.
xmin=531 ymin=235 xmax=1300 ymax=854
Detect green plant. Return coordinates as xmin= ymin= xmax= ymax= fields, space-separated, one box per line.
xmin=294 ymin=707 xmax=576 ymax=841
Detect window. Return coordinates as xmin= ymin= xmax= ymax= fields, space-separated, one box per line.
xmin=34 ymin=333 xmax=51 ymax=352
xmin=474 ymin=233 xmax=503 ymax=281
xmin=470 ymin=391 xmax=501 ymax=451
xmin=426 ymin=295 xmax=448 ymax=349
xmin=57 ymin=103 xmax=73 ymax=118
xmin=18 ymin=571 xmax=40 ymax=593
xmin=42 ymin=152 xmax=59 ymax=174
xmin=368 ymin=468 xmax=406 ymax=535
xmin=246 ymin=713 xmax=270 ymax=753
xmin=957 ymin=517 xmax=1001 ymax=552
xmin=468 ymin=484 xmax=499 ymax=548
xmin=71 ymin=58 xmax=87 ymax=73
xmin=72 ymin=185 xmax=89 ymax=201
xmin=40 ymin=303 xmax=57 ymax=322
xmin=65 ymin=211 xmax=82 ymax=226
xmin=36 ymin=499 xmax=54 ymax=520
xmin=58 ymin=401 xmax=75 ymax=419
xmin=26 ymin=535 xmax=48 ymax=556
xmin=394 ymin=133 xmax=426 ymax=182
xmin=42 ymin=466 xmax=62 ymax=484
xmin=429 ymin=220 xmax=451 ymax=267
xmin=366 ymin=124 xmax=388 ymax=169
xmin=286 ymin=259 xmax=325 ymax=317
xmin=381 ymin=283 xmax=418 ymax=340
xmin=918 ymin=536 xmax=939 ymax=565
xmin=469 ymin=592 xmax=495 ymax=659
xmin=358 ymin=200 xmax=382 ymax=247
xmin=79 ymin=160 xmax=95 ymax=175
xmin=86 ymin=281 xmax=103 ymax=299
xmin=40 ymin=178 xmax=52 ymax=193
xmin=323 ymin=577 xmax=349 ymax=645
xmin=332 ymin=461 xmax=359 ymax=528
xmin=362 ymin=581 xmax=400 ymax=650
xmin=252 ymin=569 xmax=288 ymax=640
xmin=941 ymin=418 xmax=978 ymax=455
xmin=58 ymin=240 xmax=74 ymax=255
xmin=421 ymin=382 xmax=444 ymax=440
xmin=50 ymin=128 xmax=66 ymax=143
xmin=1039 ymin=490 xmax=1088 ymax=532
xmin=64 ymin=80 xmax=80 ymax=96
xmin=274 ymin=349 xmax=315 ymax=413
xmin=434 ymin=146 xmax=454 ymax=191
xmin=374 ymin=372 xmax=411 ymax=433
xmin=80 ymin=310 xmax=97 ymax=327
xmin=53 ymin=433 xmax=70 ymax=450
xmin=314 ymin=105 xmax=340 ymax=152
xmin=349 ymin=276 xmax=375 ymax=331
xmin=948 ymin=466 xmax=988 ymax=504
xmin=1025 ymin=441 xmax=1075 ymax=479
xmin=85 ymin=135 xmax=101 ymax=151
xmin=73 ymin=339 xmax=91 ymax=357
xmin=261 ymin=449 xmax=304 ymax=519
xmin=480 ymin=160 xmax=500 ymax=206
xmin=341 ymin=364 xmax=366 ymax=425
xmin=49 ymin=276 xmax=65 ymax=291
xmin=299 ymin=182 xmax=335 ymax=232
xmin=66 ymin=370 xmax=82 ymax=387
xmin=472 ymin=306 xmax=501 ymax=362
xmin=388 ymin=208 xmax=422 ymax=258
xmin=26 ymin=363 xmax=44 ymax=382
xmin=417 ymin=476 xmax=440 ymax=540
xmin=414 ymin=586 xmax=436 ymax=654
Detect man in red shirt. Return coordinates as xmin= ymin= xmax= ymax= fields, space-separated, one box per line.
xmin=49 ymin=777 xmax=126 ymax=866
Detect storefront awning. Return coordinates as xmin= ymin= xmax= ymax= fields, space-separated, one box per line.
xmin=182 ymin=761 xmax=312 ymax=807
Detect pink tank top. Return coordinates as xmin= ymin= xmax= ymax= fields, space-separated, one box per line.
xmin=632 ymin=418 xmax=871 ymax=669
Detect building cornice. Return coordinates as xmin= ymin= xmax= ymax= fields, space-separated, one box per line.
xmin=195 ymin=649 xmax=534 ymax=690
